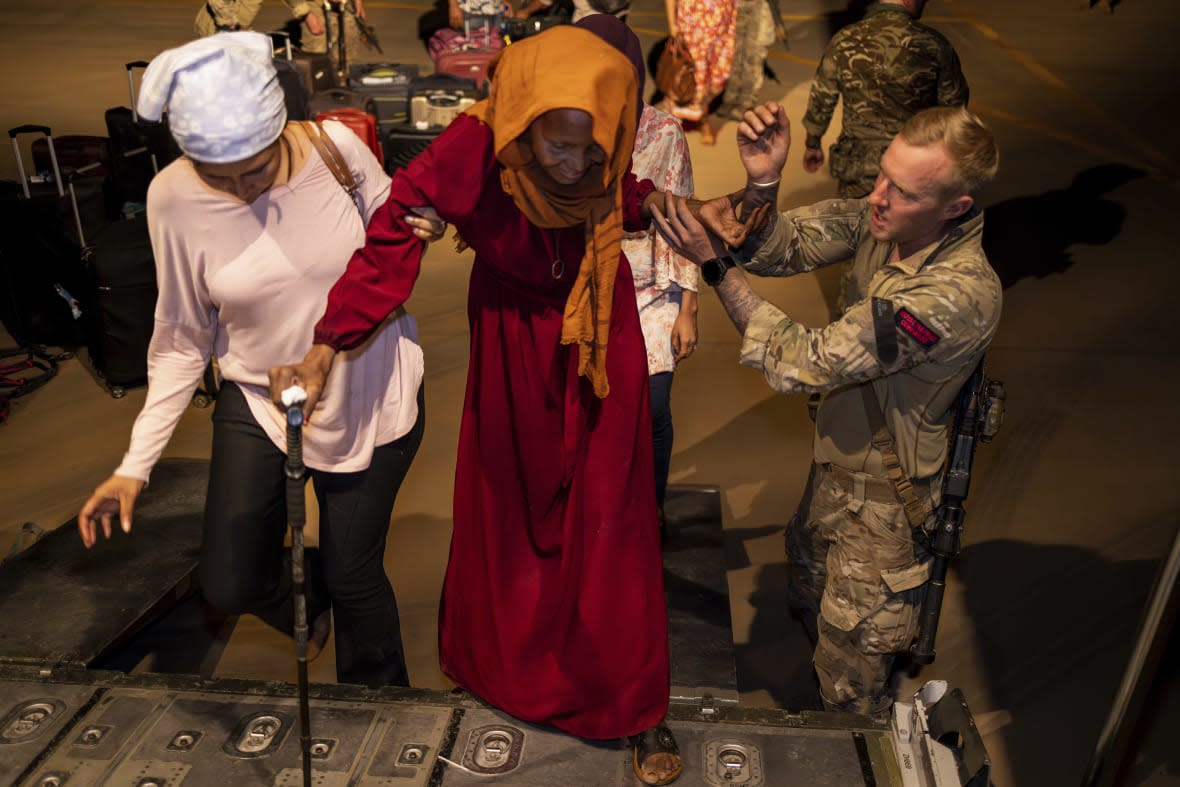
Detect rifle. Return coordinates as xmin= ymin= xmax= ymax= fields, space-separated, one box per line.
xmin=910 ymin=360 xmax=1005 ymax=665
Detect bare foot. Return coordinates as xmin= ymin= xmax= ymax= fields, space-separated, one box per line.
xmin=699 ymin=119 xmax=717 ymax=146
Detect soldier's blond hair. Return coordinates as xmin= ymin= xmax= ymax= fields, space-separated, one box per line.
xmin=899 ymin=107 xmax=999 ymax=196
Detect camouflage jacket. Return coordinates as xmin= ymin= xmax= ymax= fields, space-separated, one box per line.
xmin=736 ymin=199 xmax=1001 ymax=479
xmin=802 ymin=4 xmax=968 ymax=175
xmin=197 ymin=0 xmax=310 ymax=35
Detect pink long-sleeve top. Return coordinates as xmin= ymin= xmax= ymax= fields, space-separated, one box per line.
xmin=116 ymin=121 xmax=423 ymax=481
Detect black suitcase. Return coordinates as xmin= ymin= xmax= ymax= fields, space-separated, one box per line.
xmin=382 ymin=123 xmax=442 ymax=174
xmin=83 ymin=215 xmax=156 ymax=394
xmin=270 ymin=30 xmax=313 ymax=122
xmin=31 ymin=135 xmax=112 ymax=178
xmin=271 ymin=31 xmax=338 ymax=96
xmin=349 ymin=62 xmax=419 ymax=126
xmin=274 ymin=57 xmax=312 ymax=121
xmin=104 ymin=61 xmax=182 ymax=207
xmin=1 ymin=127 xmax=92 ymax=351
xmin=308 ymin=86 xmax=378 ymax=119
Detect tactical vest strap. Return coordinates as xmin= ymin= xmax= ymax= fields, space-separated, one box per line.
xmin=860 ymin=383 xmax=932 ymax=529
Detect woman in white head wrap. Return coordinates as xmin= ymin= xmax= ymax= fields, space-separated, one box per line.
xmin=76 ymin=32 xmax=426 ymax=690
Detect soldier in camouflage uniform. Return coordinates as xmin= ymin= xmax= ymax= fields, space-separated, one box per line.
xmin=653 ymin=103 xmax=1000 ymax=718
xmin=801 ymin=0 xmax=969 ymax=199
xmin=198 ymin=0 xmax=372 ymax=72
xmin=715 ymin=0 xmax=777 ymax=122
xmin=195 ymin=0 xmax=265 ymax=35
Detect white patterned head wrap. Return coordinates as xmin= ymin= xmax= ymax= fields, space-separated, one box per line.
xmin=138 ymin=32 xmax=286 ymax=164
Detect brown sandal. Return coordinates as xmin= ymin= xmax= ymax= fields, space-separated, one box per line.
xmin=630 ymin=723 xmax=683 ymax=785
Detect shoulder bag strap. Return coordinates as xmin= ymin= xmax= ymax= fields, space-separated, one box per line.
xmin=300 ymin=120 xmax=360 ymax=213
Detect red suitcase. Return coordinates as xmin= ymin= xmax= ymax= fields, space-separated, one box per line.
xmin=434 ymin=48 xmax=496 ymax=92
xmin=316 ymin=108 xmax=383 ymax=168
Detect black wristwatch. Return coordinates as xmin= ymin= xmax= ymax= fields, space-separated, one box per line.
xmin=701 ymin=254 xmax=737 ymax=286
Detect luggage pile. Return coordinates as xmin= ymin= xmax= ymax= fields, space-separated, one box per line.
xmin=1 ymin=60 xmax=179 ymax=399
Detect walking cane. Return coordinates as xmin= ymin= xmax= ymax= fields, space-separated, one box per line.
xmin=282 ymin=385 xmax=313 ymax=787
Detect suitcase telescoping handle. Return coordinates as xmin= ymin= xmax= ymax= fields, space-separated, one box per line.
xmin=124 ymin=61 xmax=163 ymax=175
xmin=8 ymin=125 xmax=64 ymax=199
xmin=271 ymin=30 xmax=295 ymax=61
xmin=125 ymin=61 xmax=150 ymax=123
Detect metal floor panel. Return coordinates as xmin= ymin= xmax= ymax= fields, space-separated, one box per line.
xmin=0 ymin=680 xmax=102 ymax=786
xmin=9 ymin=681 xmax=453 ymax=787
xmin=0 ymin=668 xmax=915 ymax=787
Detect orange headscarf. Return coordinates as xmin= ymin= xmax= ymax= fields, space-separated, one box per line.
xmin=466 ymin=26 xmax=638 ymax=398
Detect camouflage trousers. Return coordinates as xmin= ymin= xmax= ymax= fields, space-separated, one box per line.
xmin=786 ymin=462 xmax=934 ymax=718
xmin=715 ymin=0 xmax=776 ymax=120
xmin=829 ymin=136 xmax=890 ymax=199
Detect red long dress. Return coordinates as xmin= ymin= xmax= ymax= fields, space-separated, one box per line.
xmin=314 ymin=115 xmax=670 ymax=740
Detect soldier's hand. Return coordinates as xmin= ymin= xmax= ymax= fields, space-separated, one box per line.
xmin=355 ymin=0 xmax=367 ymax=18
xmin=737 ymin=101 xmax=790 ymax=184
xmin=802 ymin=147 xmax=824 ymax=173
xmin=652 ymin=194 xmax=728 ymax=264
xmin=305 ymin=12 xmax=325 ymax=36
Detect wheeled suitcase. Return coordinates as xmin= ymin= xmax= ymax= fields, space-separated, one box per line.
xmin=348 ymin=62 xmax=419 ymax=127
xmin=308 ymin=87 xmax=378 ymax=119
xmin=429 ymin=17 xmax=500 ymax=92
xmin=406 ymin=73 xmax=481 ymax=130
xmin=434 ymin=47 xmax=496 ymax=92
xmin=316 ymin=109 xmax=384 ymax=167
xmin=103 ymin=61 xmax=182 ymax=208
xmin=271 ymin=32 xmax=338 ymax=96
xmin=82 ymin=215 xmax=156 ymax=394
xmin=381 ymin=123 xmax=441 ymax=174
xmin=274 ymin=51 xmax=312 ymax=121
xmin=31 ymin=135 xmax=112 ymax=178
xmin=1 ymin=127 xmax=91 ymax=351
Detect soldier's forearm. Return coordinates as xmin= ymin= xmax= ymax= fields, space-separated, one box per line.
xmin=715 ymin=268 xmax=763 ymax=335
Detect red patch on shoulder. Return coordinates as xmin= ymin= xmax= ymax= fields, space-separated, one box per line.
xmin=895 ymin=308 xmax=940 ymax=347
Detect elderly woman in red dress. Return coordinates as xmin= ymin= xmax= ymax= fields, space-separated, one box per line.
xmin=269 ymin=25 xmax=760 ymax=785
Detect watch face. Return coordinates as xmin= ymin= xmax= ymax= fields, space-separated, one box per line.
xmin=702 ymin=256 xmax=732 ymax=286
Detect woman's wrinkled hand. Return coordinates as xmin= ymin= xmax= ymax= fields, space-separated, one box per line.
xmin=407 ymin=206 xmax=448 ymax=243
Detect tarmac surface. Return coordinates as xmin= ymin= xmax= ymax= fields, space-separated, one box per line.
xmin=2 ymin=1 xmax=1179 ymax=785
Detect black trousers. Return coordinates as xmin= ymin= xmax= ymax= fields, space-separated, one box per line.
xmin=199 ymin=381 xmax=425 ymax=688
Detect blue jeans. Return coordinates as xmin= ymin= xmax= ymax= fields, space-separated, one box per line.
xmin=649 ymin=372 xmax=674 ymax=509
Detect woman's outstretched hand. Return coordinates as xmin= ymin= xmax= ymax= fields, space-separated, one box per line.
xmin=77 ymin=475 xmax=145 ymax=548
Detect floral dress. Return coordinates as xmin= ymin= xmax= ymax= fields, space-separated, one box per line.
xmin=621 ymin=104 xmax=697 ymax=374
xmin=677 ymin=0 xmax=738 ymax=106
